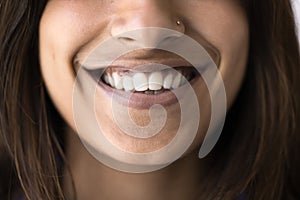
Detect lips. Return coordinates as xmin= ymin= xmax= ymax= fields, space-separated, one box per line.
xmin=87 ymin=66 xmax=198 ymax=94
xmin=81 ymin=66 xmax=200 ymax=109
xmin=76 ymin=50 xmax=208 ymax=109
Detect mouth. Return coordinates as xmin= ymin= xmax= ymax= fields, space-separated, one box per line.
xmin=80 ymin=62 xmax=203 ymax=109
xmin=75 ymin=48 xmax=209 ymax=109
xmin=86 ymin=66 xmax=199 ymax=95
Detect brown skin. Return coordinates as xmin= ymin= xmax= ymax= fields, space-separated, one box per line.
xmin=0 ymin=0 xmax=299 ymax=199
xmin=64 ymin=129 xmax=206 ymax=200
xmin=39 ymin=0 xmax=248 ymax=199
xmin=39 ymin=0 xmax=248 ymax=149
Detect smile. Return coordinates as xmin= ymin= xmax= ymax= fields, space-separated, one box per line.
xmin=76 ymin=49 xmax=209 ymax=109
xmin=88 ymin=66 xmax=198 ymax=95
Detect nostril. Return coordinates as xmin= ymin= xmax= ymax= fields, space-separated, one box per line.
xmin=115 ymin=36 xmax=140 ymax=48
xmin=164 ymin=35 xmax=182 ymax=42
xmin=112 ymin=28 xmax=185 ymax=49
xmin=117 ymin=37 xmax=135 ymax=42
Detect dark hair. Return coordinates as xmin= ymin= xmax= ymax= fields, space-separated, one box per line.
xmin=0 ymin=0 xmax=299 ymax=199
xmin=0 ymin=1 xmax=66 ymax=199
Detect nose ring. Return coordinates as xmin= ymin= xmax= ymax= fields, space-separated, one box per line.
xmin=176 ymin=20 xmax=181 ymax=26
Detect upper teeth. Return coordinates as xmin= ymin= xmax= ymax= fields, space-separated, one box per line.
xmin=102 ymin=69 xmax=192 ymax=92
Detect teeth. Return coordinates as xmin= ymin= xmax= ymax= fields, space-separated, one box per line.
xmin=172 ymin=72 xmax=181 ymax=89
xmin=144 ymin=90 xmax=154 ymax=95
xmin=101 ymin=69 xmax=193 ymax=92
xmin=112 ymin=73 xmax=123 ymax=90
xmin=107 ymin=73 xmax=115 ymax=87
xmin=103 ymin=74 xmax=109 ymax=84
xmin=143 ymin=90 xmax=165 ymax=95
xmin=148 ymin=72 xmax=163 ymax=90
xmin=163 ymin=72 xmax=173 ymax=89
xmin=133 ymin=73 xmax=148 ymax=91
xmin=180 ymin=76 xmax=188 ymax=85
xmin=123 ymin=75 xmax=134 ymax=91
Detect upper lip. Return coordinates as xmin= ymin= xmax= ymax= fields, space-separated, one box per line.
xmin=75 ymin=49 xmax=219 ymax=73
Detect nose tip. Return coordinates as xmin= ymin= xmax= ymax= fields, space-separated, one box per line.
xmin=112 ymin=27 xmax=185 ymax=49
xmin=110 ymin=4 xmax=185 ymax=48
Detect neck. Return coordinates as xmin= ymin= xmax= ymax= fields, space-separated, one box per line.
xmin=63 ymin=129 xmax=205 ymax=200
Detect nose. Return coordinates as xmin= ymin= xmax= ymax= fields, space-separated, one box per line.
xmin=110 ymin=1 xmax=185 ymax=48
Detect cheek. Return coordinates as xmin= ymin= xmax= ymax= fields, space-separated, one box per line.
xmin=39 ymin=3 xmax=98 ymax=62
xmin=39 ymin=1 xmax=120 ymax=132
xmin=39 ymin=0 xmax=249 ymax=157
xmin=184 ymin=2 xmax=249 ymax=107
xmin=39 ymin=3 xmax=97 ymax=129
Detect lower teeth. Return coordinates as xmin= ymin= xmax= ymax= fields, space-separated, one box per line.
xmin=143 ymin=90 xmax=166 ymax=95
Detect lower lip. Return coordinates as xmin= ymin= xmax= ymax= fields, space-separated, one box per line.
xmin=96 ymin=76 xmax=199 ymax=109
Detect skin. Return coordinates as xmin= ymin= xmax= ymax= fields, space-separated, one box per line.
xmin=39 ymin=0 xmax=249 ymax=199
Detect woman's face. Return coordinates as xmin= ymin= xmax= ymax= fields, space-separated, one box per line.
xmin=39 ymin=0 xmax=248 ymax=170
